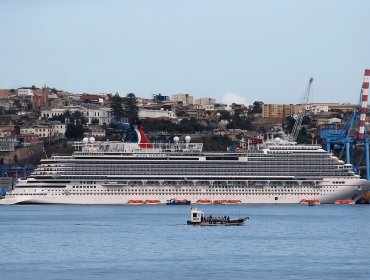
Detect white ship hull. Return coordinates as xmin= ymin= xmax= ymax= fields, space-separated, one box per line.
xmin=2 ymin=178 xmax=369 ymax=205
xmin=2 ymin=135 xmax=369 ymax=205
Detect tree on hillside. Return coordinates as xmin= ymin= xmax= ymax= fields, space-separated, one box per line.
xmin=284 ymin=116 xmax=295 ymax=134
xmin=218 ymin=110 xmax=231 ymax=120
xmin=296 ymin=127 xmax=312 ymax=144
xmin=283 ymin=115 xmax=312 ymax=143
xmin=284 ymin=115 xmax=312 ymax=134
xmin=123 ymin=93 xmax=139 ymax=124
xmin=65 ymin=124 xmax=84 ymax=139
xmin=226 ymin=109 xmax=252 ymax=130
xmin=26 ymin=100 xmax=33 ymax=111
xmin=91 ymin=118 xmax=99 ymax=125
xmin=71 ymin=111 xmax=87 ymax=125
xmin=110 ymin=93 xmax=124 ymax=122
xmin=302 ymin=116 xmax=311 ymax=125
xmin=48 ymin=110 xmax=87 ymax=140
xmin=63 ymin=111 xmax=87 ymax=139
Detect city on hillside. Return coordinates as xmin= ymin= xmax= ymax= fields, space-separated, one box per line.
xmin=0 ymin=85 xmax=362 ymax=167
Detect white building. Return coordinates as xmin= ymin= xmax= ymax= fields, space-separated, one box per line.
xmin=139 ymin=109 xmax=176 ymax=119
xmin=0 ymin=100 xmax=11 ymax=110
xmin=20 ymin=126 xmax=51 ymax=138
xmin=41 ymin=106 xmax=112 ymax=125
xmin=171 ymin=93 xmax=194 ymax=105
xmin=194 ymin=98 xmax=216 ymax=107
xmin=305 ymin=104 xmax=329 ymax=114
xmin=17 ymin=89 xmax=33 ymax=97
xmin=0 ymin=136 xmax=17 ymax=151
xmin=50 ymin=121 xmax=66 ymax=137
xmin=84 ymin=107 xmax=112 ymax=125
xmin=85 ymin=127 xmax=106 ymax=138
xmin=20 ymin=122 xmax=66 ymax=139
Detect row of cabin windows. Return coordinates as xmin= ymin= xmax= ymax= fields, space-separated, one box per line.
xmin=12 ymin=193 xmax=320 ymax=197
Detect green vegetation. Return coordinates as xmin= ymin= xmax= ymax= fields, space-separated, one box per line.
xmin=65 ymin=111 xmax=88 ymax=139
xmin=110 ymin=92 xmax=139 ymax=123
xmin=142 ymin=117 xmax=207 ymax=134
xmin=283 ymin=116 xmax=313 ymax=144
xmin=199 ymin=135 xmax=234 ymax=151
xmin=123 ymin=93 xmax=139 ymax=124
xmin=226 ymin=109 xmax=252 ymax=130
xmin=48 ymin=110 xmax=87 ymax=139
xmin=110 ymin=93 xmax=125 ymax=122
xmin=91 ymin=118 xmax=99 ymax=125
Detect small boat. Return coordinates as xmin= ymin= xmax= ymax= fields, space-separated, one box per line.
xmin=335 ymin=199 xmax=355 ymax=205
xmin=300 ymin=199 xmax=320 ymax=206
xmin=166 ymin=199 xmax=191 ymax=205
xmin=187 ymin=208 xmax=248 ymax=226
xmin=196 ymin=199 xmax=212 ymax=204
xmin=145 ymin=199 xmax=161 ymax=205
xmin=128 ymin=199 xmax=145 ymax=205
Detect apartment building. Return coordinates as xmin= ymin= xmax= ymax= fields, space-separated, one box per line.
xmin=194 ymin=97 xmax=216 ymax=107
xmin=20 ymin=122 xmax=66 ymax=139
xmin=262 ymin=104 xmax=302 ymax=119
xmin=171 ymin=93 xmax=194 ymax=105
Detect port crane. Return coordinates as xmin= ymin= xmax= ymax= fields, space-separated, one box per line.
xmin=286 ymin=77 xmax=314 ymax=142
xmin=320 ymin=69 xmax=370 ymax=179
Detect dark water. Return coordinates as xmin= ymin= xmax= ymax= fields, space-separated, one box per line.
xmin=1 ymin=205 xmax=370 ymax=280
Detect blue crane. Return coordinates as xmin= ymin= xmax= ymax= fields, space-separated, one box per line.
xmin=320 ymin=69 xmax=370 ymax=179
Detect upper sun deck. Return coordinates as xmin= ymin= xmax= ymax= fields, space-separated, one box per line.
xmin=68 ymin=139 xmax=328 ymax=160
xmin=72 ymin=141 xmax=204 ymax=155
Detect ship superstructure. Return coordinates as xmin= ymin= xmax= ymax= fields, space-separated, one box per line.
xmin=1 ymin=126 xmax=370 ymax=205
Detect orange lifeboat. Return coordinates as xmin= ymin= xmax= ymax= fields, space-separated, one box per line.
xmin=128 ymin=199 xmax=145 ymax=205
xmin=213 ymin=200 xmax=227 ymax=205
xmin=335 ymin=199 xmax=355 ymax=205
xmin=300 ymin=199 xmax=320 ymax=205
xmin=226 ymin=200 xmax=242 ymax=204
xmin=145 ymin=200 xmax=161 ymax=205
xmin=196 ymin=199 xmax=212 ymax=204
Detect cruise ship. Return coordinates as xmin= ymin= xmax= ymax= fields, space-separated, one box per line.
xmin=1 ymin=125 xmax=370 ymax=205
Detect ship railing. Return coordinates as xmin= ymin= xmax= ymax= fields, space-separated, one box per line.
xmin=74 ymin=141 xmax=204 ymax=153
xmin=51 ymin=154 xmax=73 ymax=158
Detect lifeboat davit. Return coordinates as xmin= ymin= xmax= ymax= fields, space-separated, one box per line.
xmin=335 ymin=199 xmax=355 ymax=205
xmin=299 ymin=199 xmax=320 ymax=205
xmin=128 ymin=199 xmax=145 ymax=205
xmin=145 ymin=200 xmax=161 ymax=205
xmin=196 ymin=199 xmax=212 ymax=204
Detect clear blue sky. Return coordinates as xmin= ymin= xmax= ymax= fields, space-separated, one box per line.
xmin=1 ymin=0 xmax=369 ymax=104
